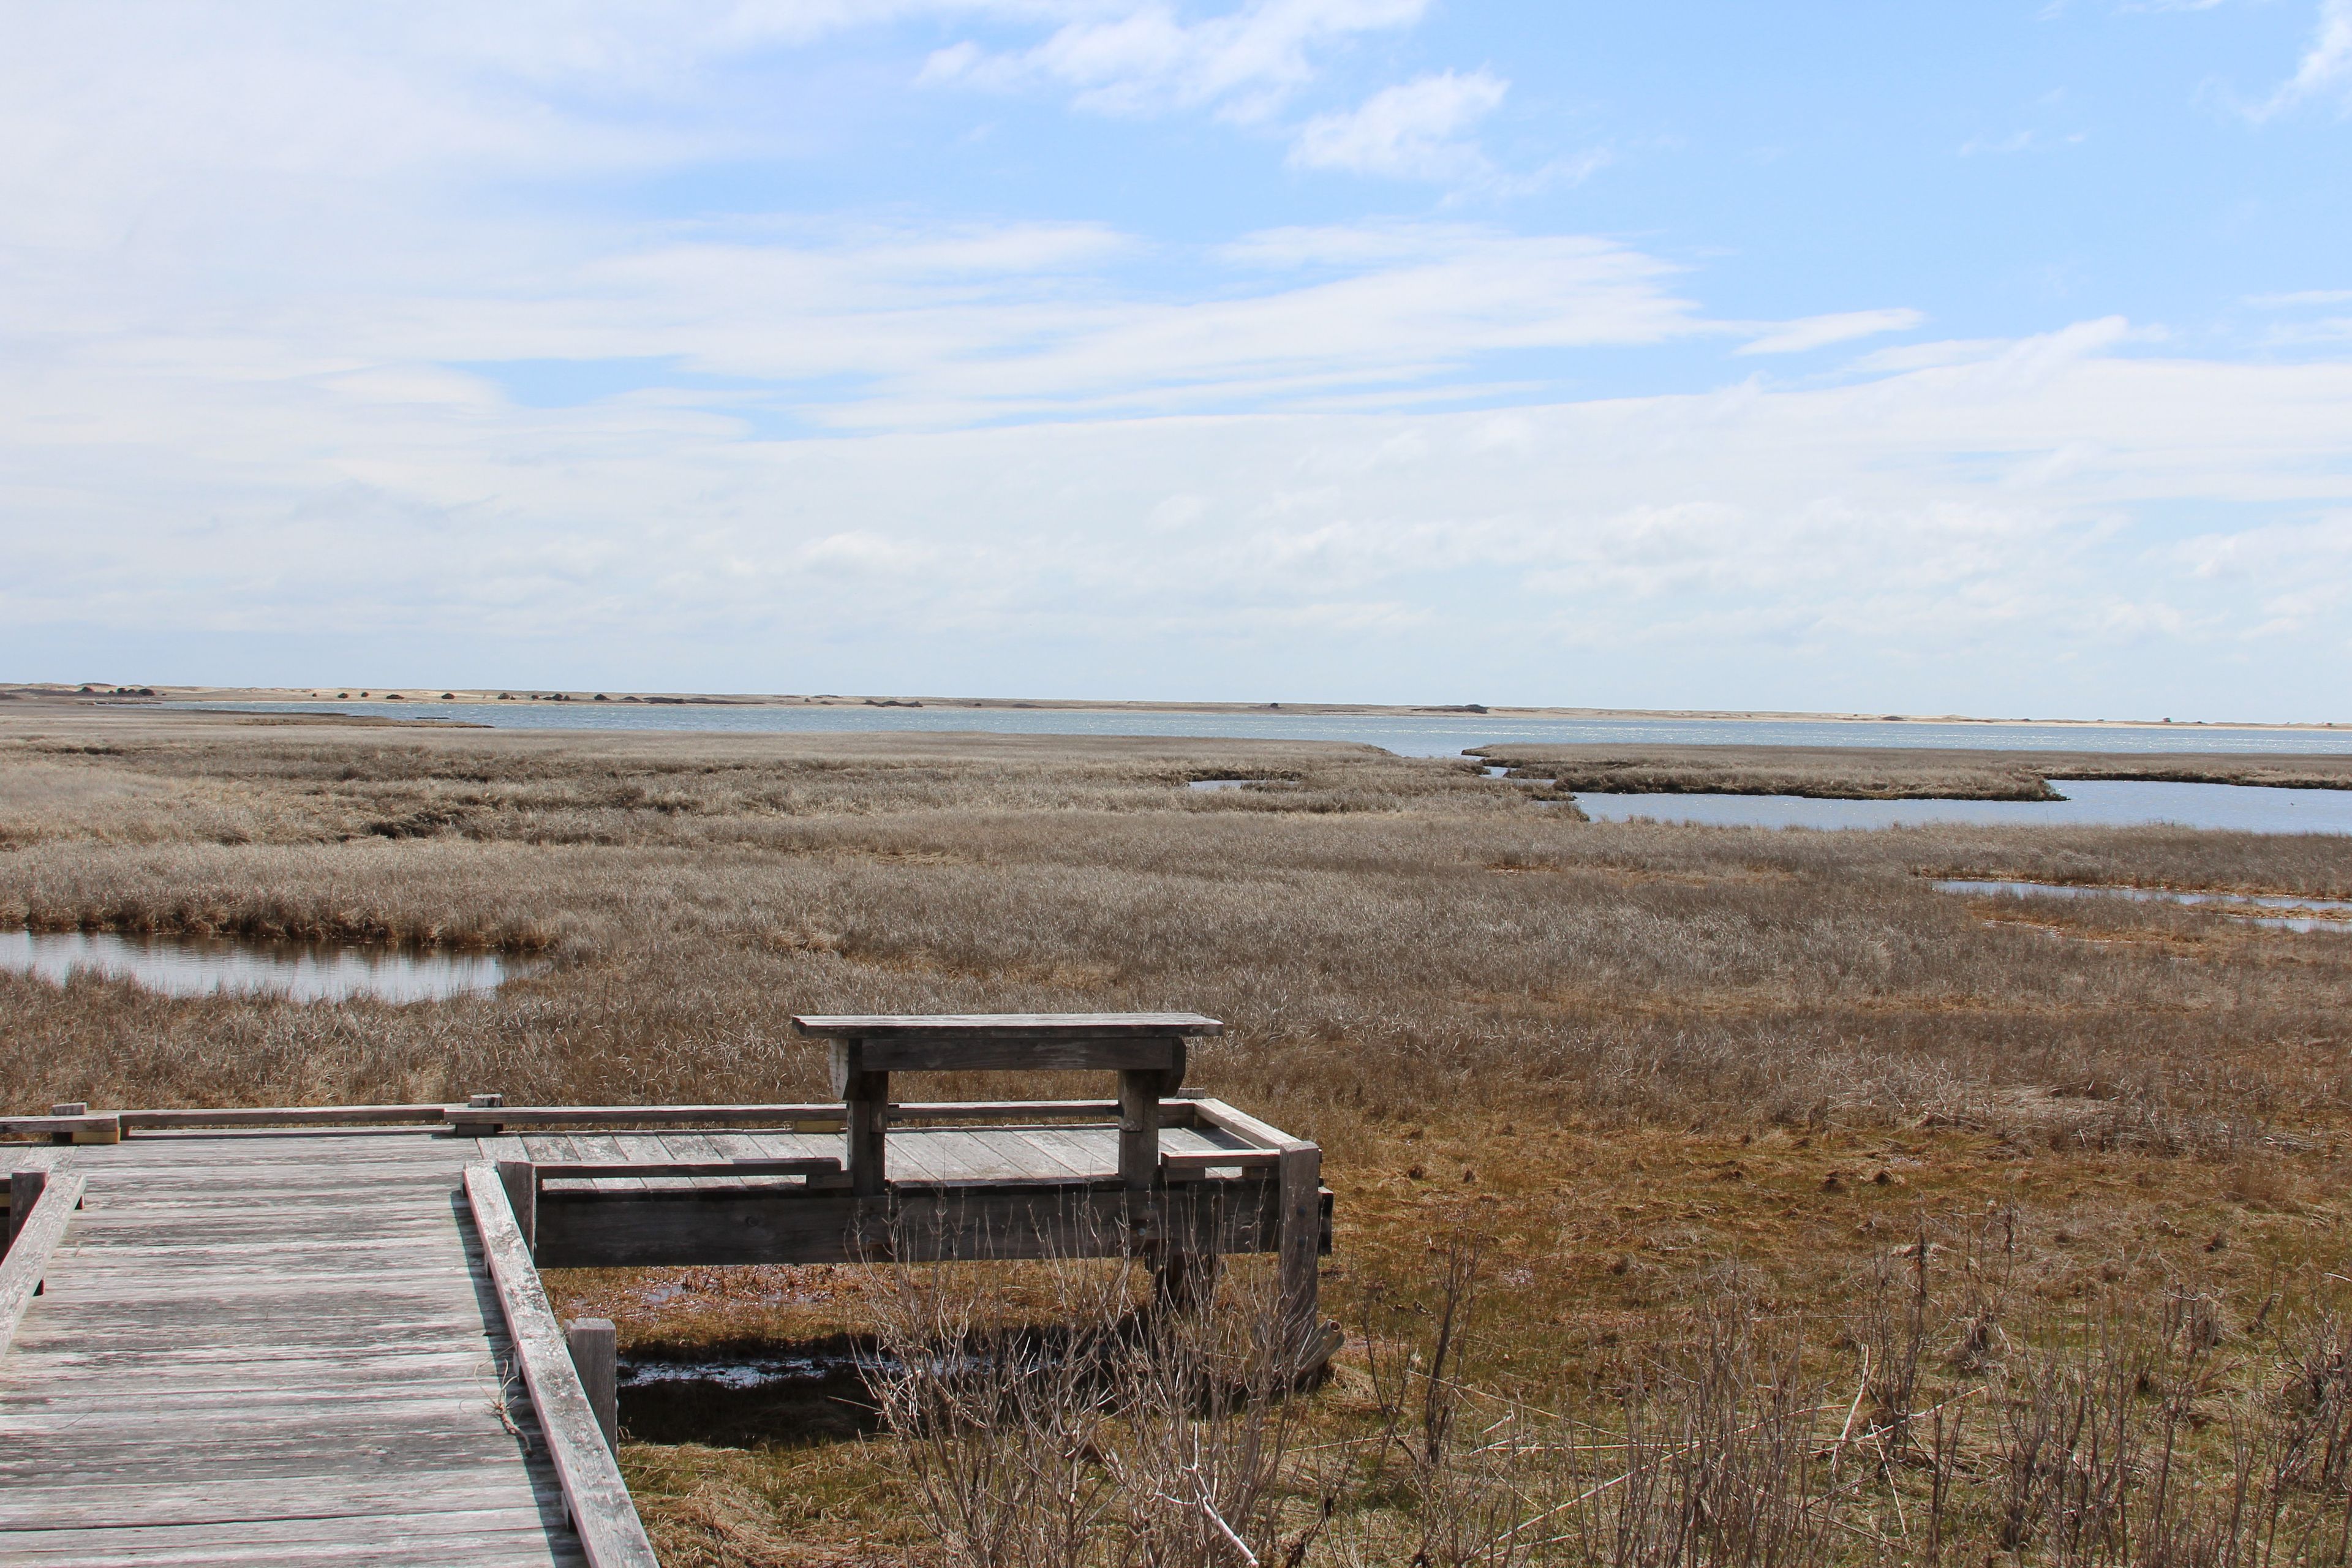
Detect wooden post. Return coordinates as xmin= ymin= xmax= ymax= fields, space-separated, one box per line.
xmin=568 ymin=1318 xmax=619 ymax=1454
xmin=1116 ymin=1068 xmax=1162 ymax=1193
xmin=8 ymin=1169 xmax=45 ymax=1251
xmin=843 ymin=1072 xmax=888 ymax=1197
xmin=496 ymin=1161 xmax=537 ymax=1252
xmin=1119 ymin=1062 xmax=1172 ymax=1287
xmin=1277 ymin=1143 xmax=1322 ymax=1355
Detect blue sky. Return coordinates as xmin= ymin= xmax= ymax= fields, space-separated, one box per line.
xmin=3 ymin=1 xmax=2350 ymax=718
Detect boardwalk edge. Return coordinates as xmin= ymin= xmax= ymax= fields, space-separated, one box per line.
xmin=464 ymin=1162 xmax=660 ymax=1568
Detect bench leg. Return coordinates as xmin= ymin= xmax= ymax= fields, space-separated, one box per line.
xmin=844 ymin=1072 xmax=888 ymax=1197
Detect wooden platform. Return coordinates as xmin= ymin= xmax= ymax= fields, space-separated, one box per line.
xmin=0 ymin=1131 xmax=602 ymax=1567
xmin=2 ymin=1115 xmax=1326 ymax=1566
xmin=2 ymin=1017 xmax=1328 ymax=1565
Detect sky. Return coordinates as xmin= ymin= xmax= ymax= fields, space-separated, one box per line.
xmin=3 ymin=2 xmax=2350 ymax=719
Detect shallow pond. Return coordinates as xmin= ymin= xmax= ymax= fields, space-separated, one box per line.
xmin=0 ymin=929 xmax=525 ymax=1003
xmin=1932 ymin=880 xmax=2352 ymax=933
xmin=1570 ymin=780 xmax=2352 ymax=835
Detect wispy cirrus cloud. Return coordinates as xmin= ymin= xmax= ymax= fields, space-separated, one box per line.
xmin=1288 ymin=69 xmax=1506 ymax=179
xmin=1736 ymin=309 xmax=1926 ymax=356
xmin=918 ymin=0 xmax=1428 ymax=121
xmin=2249 ymin=0 xmax=2352 ymax=118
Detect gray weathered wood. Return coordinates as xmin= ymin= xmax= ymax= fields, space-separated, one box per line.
xmin=459 ymin=1102 xmax=844 ymax=1131
xmin=1186 ymin=1096 xmax=1312 ymax=1155
xmin=1162 ymin=1148 xmax=1279 ymax=1173
xmin=792 ymin=1011 xmax=1222 ymax=1039
xmin=3 ymin=1099 xmax=1325 ymax=1557
xmin=829 ymin=1034 xmax=1186 ymax=1081
xmin=530 ymin=1158 xmax=843 ymax=1181
xmin=528 ymin=1178 xmax=1286 ymax=1268
xmin=842 ymin=1073 xmax=888 ymax=1197
xmin=9 ymin=1153 xmax=61 ymax=1249
xmin=0 ymin=1113 xmax=121 ymax=1141
xmin=1177 ymin=1099 xmax=1326 ymax=1362
xmin=450 ymin=1099 xmax=1164 ymax=1133
xmin=464 ymin=1164 xmax=658 ymax=1568
xmin=567 ymin=1319 xmax=619 ymax=1456
xmin=1277 ymin=1143 xmax=1323 ymax=1359
xmin=121 ymin=1104 xmax=453 ymax=1130
xmin=497 ymin=1159 xmax=537 ymax=1252
xmin=1117 ymin=1070 xmax=1162 ymax=1193
xmin=0 ymin=1172 xmax=85 ymax=1358
xmin=1010 ymin=1125 xmax=1114 ymax=1179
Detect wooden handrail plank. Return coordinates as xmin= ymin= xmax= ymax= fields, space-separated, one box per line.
xmin=453 ymin=1099 xmax=1155 ymax=1129
xmin=453 ymin=1102 xmax=843 ymax=1131
xmin=0 ymin=1114 xmax=119 ymax=1139
xmin=534 ymin=1158 xmax=843 ymax=1180
xmin=791 ymin=1011 xmax=1223 ymax=1039
xmin=462 ymin=1164 xmax=658 ymax=1568
xmin=1187 ymin=1097 xmax=1314 ymax=1155
xmin=121 ymin=1104 xmax=450 ymax=1129
xmin=1161 ymin=1148 xmax=1278 ymax=1170
xmin=1 ymin=1172 xmax=86 ymax=1359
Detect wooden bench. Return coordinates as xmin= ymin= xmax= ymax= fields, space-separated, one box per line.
xmin=789 ymin=1011 xmax=1221 ymax=1198
xmin=786 ymin=1012 xmax=1325 ymax=1333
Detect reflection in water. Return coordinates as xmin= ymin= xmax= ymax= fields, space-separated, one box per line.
xmin=1569 ymin=780 xmax=2352 ymax=835
xmin=1933 ymin=880 xmax=2352 ymax=933
xmin=619 ymin=1351 xmax=883 ymax=1445
xmin=0 ymin=929 xmax=523 ymax=1003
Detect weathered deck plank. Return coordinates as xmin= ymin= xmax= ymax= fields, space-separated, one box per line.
xmin=0 ymin=1132 xmax=598 ymax=1567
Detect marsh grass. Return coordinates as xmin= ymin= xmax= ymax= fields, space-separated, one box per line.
xmin=810 ymin=1213 xmax=2352 ymax=1568
xmin=6 ymin=710 xmax=2352 ymax=1565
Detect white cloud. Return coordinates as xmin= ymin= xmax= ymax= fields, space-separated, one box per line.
xmin=1288 ymin=69 xmax=1507 ymax=179
xmin=10 ymin=306 xmax=2352 ymax=711
xmin=1736 ymin=309 xmax=1926 ymax=356
xmin=2247 ymin=288 xmax=2352 ymax=307
xmin=6 ymin=2 xmax=2352 ymax=712
xmin=75 ymin=219 xmax=1703 ymax=430
xmin=919 ymin=0 xmax=1428 ymax=121
xmin=2252 ymin=0 xmax=2352 ymax=117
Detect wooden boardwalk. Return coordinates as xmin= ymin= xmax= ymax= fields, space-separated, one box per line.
xmin=0 ymin=1131 xmax=596 ymax=1567
xmin=0 ymin=1016 xmax=1331 ymax=1566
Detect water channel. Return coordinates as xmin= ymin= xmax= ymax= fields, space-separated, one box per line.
xmin=167 ymin=699 xmax=2352 ymax=761
xmin=0 ymin=929 xmax=526 ymax=1003
xmin=1568 ymin=780 xmax=2352 ymax=835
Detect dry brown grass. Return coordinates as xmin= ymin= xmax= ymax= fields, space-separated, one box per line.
xmin=1474 ymin=744 xmax=2352 ymax=802
xmin=6 ymin=709 xmax=2352 ymax=1565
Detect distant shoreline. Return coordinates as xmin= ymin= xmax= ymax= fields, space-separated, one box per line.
xmin=1 ymin=683 xmax=2342 ymax=733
